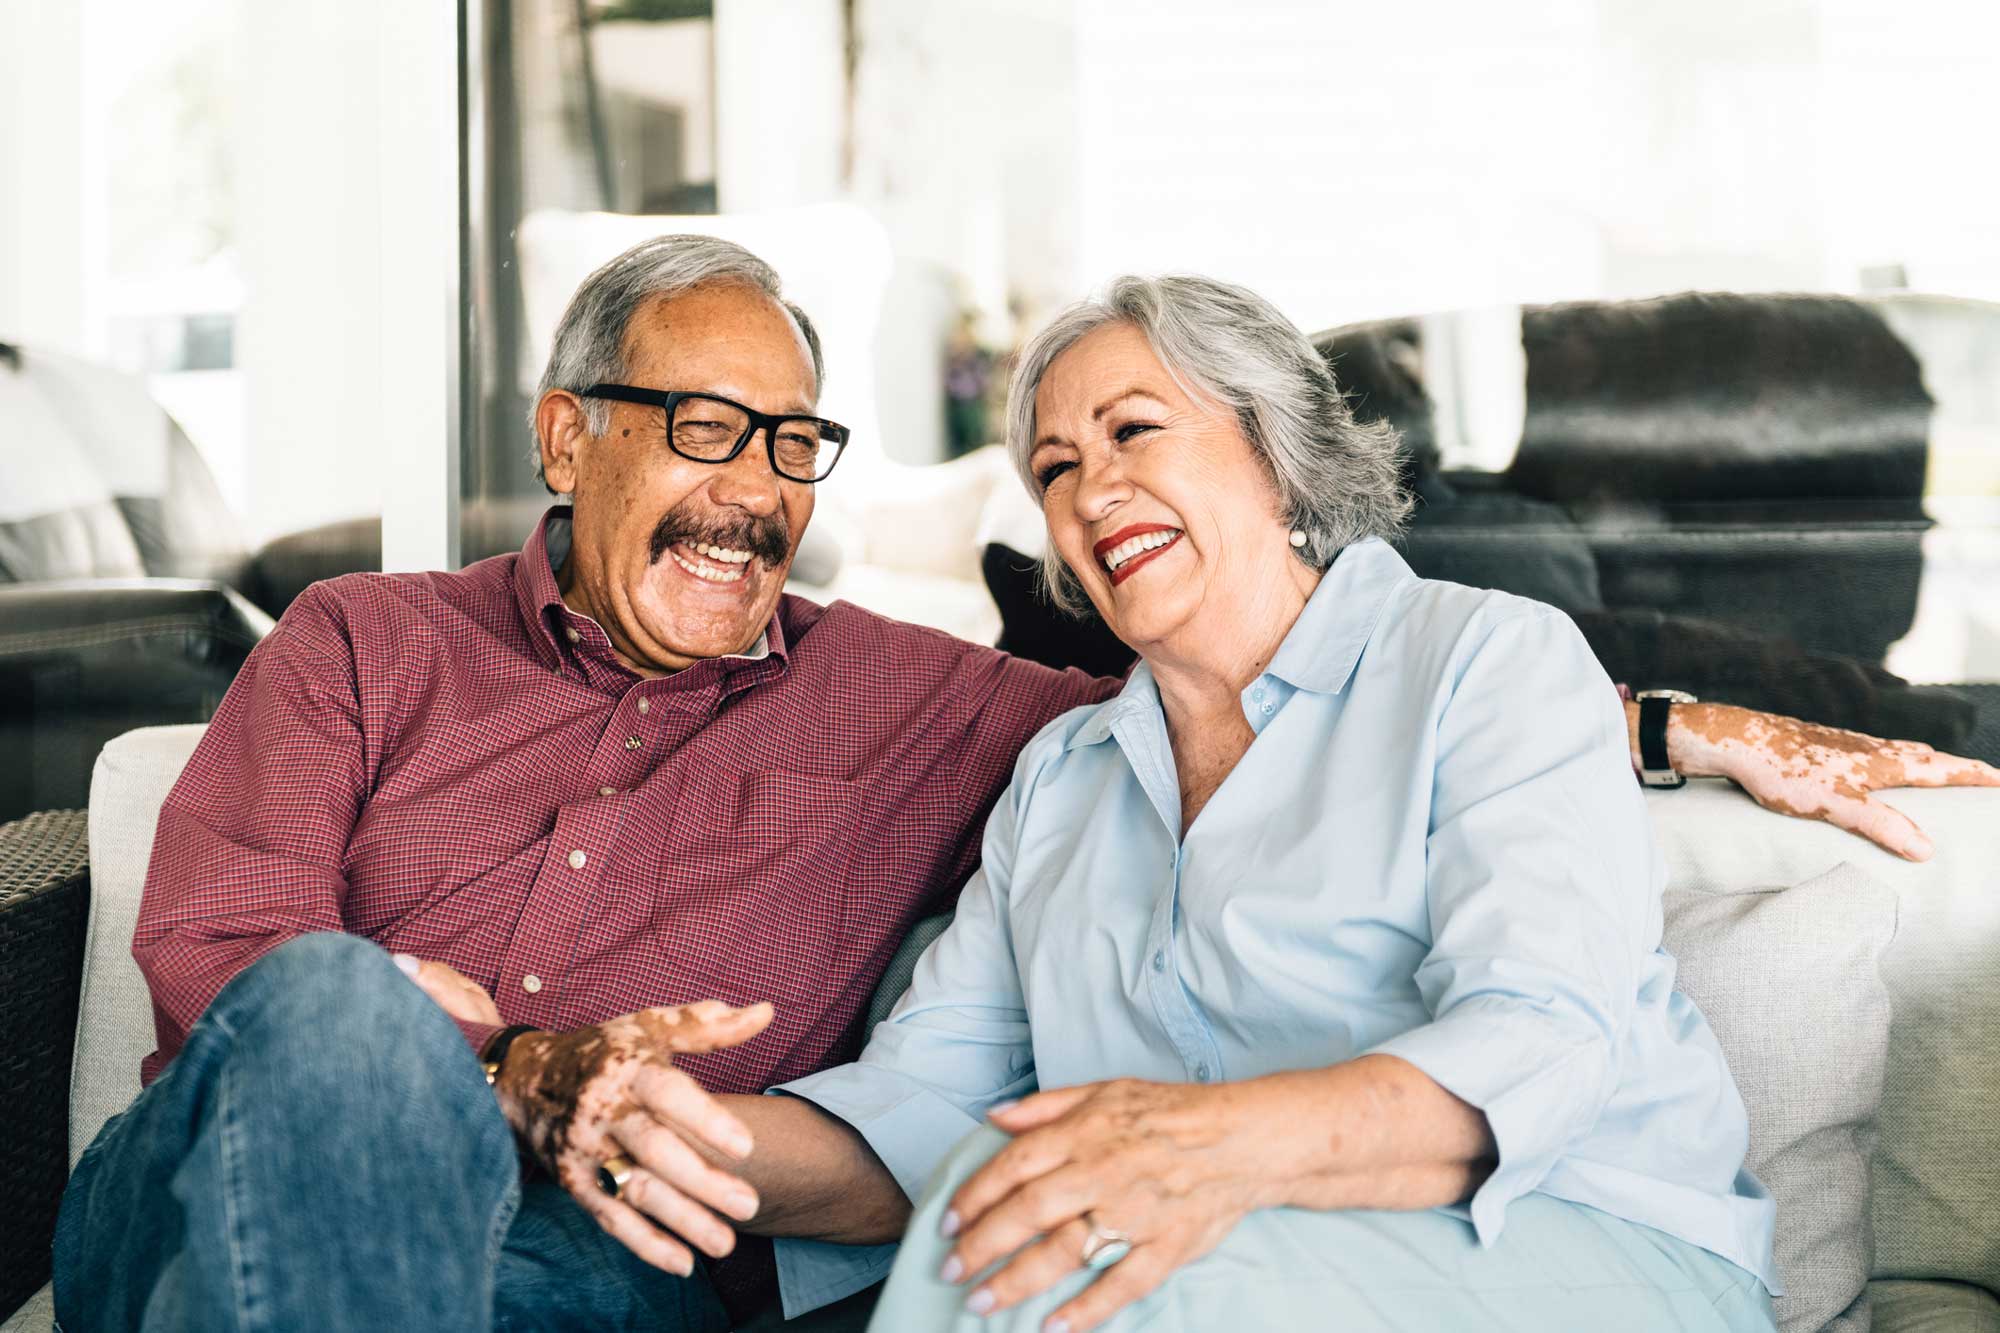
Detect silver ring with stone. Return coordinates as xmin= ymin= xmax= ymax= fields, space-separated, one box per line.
xmin=1079 ymin=1214 xmax=1133 ymax=1270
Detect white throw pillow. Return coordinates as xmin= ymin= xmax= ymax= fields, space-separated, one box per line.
xmin=1663 ymin=862 xmax=1898 ymax=1333
xmin=1648 ymin=783 xmax=2000 ymax=1297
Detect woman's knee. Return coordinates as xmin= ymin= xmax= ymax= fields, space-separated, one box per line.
xmin=912 ymin=1123 xmax=1013 ymax=1215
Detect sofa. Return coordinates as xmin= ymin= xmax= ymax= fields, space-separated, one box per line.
xmin=980 ymin=294 xmax=1997 ymax=763
xmin=2 ymin=724 xmax=1996 ymax=1331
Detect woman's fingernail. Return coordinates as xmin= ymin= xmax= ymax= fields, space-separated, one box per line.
xmin=1044 ymin=1319 xmax=1071 ymax=1333
xmin=940 ymin=1209 xmax=961 ymax=1238
xmin=939 ymin=1254 xmax=965 ymax=1283
xmin=987 ymin=1099 xmax=1019 ymax=1116
xmin=965 ymin=1287 xmax=996 ymax=1315
xmin=392 ymin=953 xmax=420 ymax=978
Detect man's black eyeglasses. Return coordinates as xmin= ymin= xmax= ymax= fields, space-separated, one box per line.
xmin=581 ymin=384 xmax=850 ymax=483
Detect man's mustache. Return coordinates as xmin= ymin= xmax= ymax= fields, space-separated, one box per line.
xmin=646 ymin=502 xmax=792 ymax=568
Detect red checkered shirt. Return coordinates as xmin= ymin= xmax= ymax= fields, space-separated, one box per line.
xmin=133 ymin=508 xmax=1110 ymax=1095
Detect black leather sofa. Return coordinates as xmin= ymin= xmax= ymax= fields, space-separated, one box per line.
xmin=0 ymin=341 xmax=387 ymax=825
xmin=988 ymin=291 xmax=1988 ymax=761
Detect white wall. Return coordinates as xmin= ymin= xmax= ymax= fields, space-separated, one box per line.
xmin=231 ymin=1 xmax=388 ymax=544
xmin=0 ymin=1 xmax=88 ymax=354
xmin=843 ymin=0 xmax=1080 ymax=462
xmin=713 ymin=0 xmax=846 ymax=213
xmin=1067 ymin=0 xmax=2000 ymax=332
xmin=1 ymin=0 xmax=457 ymax=561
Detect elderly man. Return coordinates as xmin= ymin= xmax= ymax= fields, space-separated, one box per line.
xmin=52 ymin=235 xmax=1989 ymax=1333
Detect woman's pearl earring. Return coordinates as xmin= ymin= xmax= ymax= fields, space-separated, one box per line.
xmin=1288 ymin=530 xmax=1308 ymax=549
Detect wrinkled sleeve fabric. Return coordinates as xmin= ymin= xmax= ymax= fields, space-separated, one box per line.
xmin=131 ymin=585 xmax=500 ymax=1079
xmin=1366 ymin=606 xmax=1657 ymax=1246
xmin=771 ymin=757 xmax=1040 ymax=1316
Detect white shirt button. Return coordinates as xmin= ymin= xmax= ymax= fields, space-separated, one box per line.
xmin=636 ymin=698 xmax=650 ymax=716
xmin=1261 ymin=702 xmax=1274 ymax=715
xmin=598 ymin=786 xmax=617 ymax=797
xmin=567 ymin=848 xmax=587 ymax=869
xmin=1152 ymin=951 xmax=1166 ymax=972
xmin=521 ymin=974 xmax=543 ymax=994
xmin=564 ymin=627 xmax=580 ymax=643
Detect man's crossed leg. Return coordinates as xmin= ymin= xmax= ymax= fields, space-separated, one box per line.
xmin=53 ymin=934 xmax=730 ymax=1332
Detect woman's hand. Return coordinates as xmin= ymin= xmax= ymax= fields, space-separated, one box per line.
xmin=1671 ymin=703 xmax=2000 ymax=860
xmin=938 ymin=1079 xmax=1270 ymax=1333
xmin=393 ymin=953 xmax=503 ymax=1026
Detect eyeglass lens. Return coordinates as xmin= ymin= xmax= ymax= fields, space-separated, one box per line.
xmin=669 ymin=395 xmax=839 ymax=479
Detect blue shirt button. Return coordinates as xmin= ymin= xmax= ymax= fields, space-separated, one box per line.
xmin=1195 ymin=1063 xmax=1212 ymax=1081
xmin=1152 ymin=950 xmax=1166 ymax=972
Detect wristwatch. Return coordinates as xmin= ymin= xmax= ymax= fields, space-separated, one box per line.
xmin=1635 ymin=689 xmax=1698 ymax=789
xmin=482 ymin=1024 xmax=541 ymax=1087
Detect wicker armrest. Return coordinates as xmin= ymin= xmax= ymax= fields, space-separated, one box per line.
xmin=0 ymin=809 xmax=90 ymax=1317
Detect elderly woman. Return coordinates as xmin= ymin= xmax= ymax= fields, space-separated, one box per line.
xmin=724 ymin=273 xmax=1801 ymax=1333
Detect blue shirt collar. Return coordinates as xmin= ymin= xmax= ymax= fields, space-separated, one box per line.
xmin=1264 ymin=537 xmax=1412 ymax=694
xmin=1065 ymin=537 xmax=1413 ymax=750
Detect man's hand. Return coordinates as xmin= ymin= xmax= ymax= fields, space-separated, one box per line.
xmin=495 ymin=1002 xmax=775 ymax=1276
xmin=394 ymin=954 xmax=502 ymax=1026
xmin=1668 ymin=702 xmax=2000 ymax=860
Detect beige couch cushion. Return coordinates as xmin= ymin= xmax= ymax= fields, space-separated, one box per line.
xmin=1647 ymin=782 xmax=2000 ymax=1295
xmin=1664 ymin=864 xmax=1896 ymax=1332
xmin=1870 ymin=1279 xmax=2000 ymax=1332
xmin=46 ymin=734 xmax=2000 ymax=1331
xmin=70 ymin=724 xmax=206 ymax=1165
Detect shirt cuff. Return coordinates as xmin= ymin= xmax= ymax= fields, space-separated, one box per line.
xmin=764 ymin=1064 xmax=990 ymax=1317
xmin=456 ymin=1017 xmax=504 ymax=1059
xmin=1366 ymin=999 xmax=1609 ymax=1247
xmin=773 ymin=1238 xmax=898 ymax=1321
xmin=771 ymin=1063 xmax=986 ymax=1206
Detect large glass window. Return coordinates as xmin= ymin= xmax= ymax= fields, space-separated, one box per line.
xmin=459 ymin=0 xmax=2000 ymax=759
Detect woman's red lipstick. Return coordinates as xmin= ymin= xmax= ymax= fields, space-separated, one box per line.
xmin=1093 ymin=523 xmax=1184 ymax=587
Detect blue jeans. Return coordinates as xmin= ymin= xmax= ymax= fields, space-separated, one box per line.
xmin=53 ymin=933 xmax=730 ymax=1332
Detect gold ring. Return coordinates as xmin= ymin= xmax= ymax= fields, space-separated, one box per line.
xmin=598 ymin=1154 xmax=636 ymax=1198
xmin=1079 ymin=1213 xmax=1132 ymax=1270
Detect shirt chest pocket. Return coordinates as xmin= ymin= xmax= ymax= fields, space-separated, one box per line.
xmin=664 ymin=767 xmax=866 ymax=895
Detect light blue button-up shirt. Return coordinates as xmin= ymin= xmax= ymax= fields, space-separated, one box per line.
xmin=773 ymin=538 xmax=1778 ymax=1316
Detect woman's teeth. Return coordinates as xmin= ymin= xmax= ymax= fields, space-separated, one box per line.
xmin=673 ymin=541 xmax=752 ymax=583
xmin=1102 ymin=529 xmax=1181 ymax=572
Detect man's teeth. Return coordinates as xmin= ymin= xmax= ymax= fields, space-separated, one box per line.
xmin=1102 ymin=530 xmax=1181 ymax=572
xmin=673 ymin=541 xmax=749 ymax=583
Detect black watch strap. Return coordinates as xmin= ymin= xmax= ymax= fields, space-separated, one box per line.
xmin=1638 ymin=695 xmax=1685 ymax=789
xmin=482 ymin=1024 xmax=541 ymax=1085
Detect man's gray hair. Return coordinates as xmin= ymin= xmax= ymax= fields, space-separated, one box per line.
xmin=1004 ymin=274 xmax=1411 ymax=613
xmin=530 ymin=234 xmax=824 ymax=490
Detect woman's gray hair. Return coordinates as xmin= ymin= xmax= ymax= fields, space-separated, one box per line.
xmin=530 ymin=234 xmax=824 ymax=490
xmin=1005 ymin=274 xmax=1411 ymax=614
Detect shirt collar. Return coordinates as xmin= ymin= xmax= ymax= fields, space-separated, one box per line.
xmin=514 ymin=505 xmax=786 ymax=676
xmin=1064 ymin=537 xmax=1412 ymax=751
xmin=1263 ymin=536 xmax=1412 ymax=694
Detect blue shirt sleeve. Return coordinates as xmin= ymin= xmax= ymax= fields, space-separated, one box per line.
xmin=1366 ymin=606 xmax=1657 ymax=1247
xmin=771 ymin=762 xmax=1039 ymax=1316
